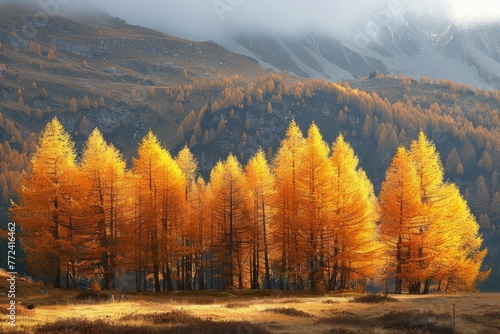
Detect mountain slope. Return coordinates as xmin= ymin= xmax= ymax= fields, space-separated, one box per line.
xmin=219 ymin=7 xmax=500 ymax=88
xmin=0 ymin=3 xmax=268 ymax=150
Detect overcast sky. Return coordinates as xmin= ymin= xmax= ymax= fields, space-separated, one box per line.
xmin=5 ymin=0 xmax=500 ymax=41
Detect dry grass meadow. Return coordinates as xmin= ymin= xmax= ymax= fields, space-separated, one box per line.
xmin=1 ymin=271 xmax=499 ymax=333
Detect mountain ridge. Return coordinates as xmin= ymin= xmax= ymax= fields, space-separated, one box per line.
xmin=216 ymin=6 xmax=500 ymax=89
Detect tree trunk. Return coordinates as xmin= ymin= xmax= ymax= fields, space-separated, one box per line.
xmin=184 ymin=255 xmax=192 ymax=290
xmin=422 ymin=279 xmax=431 ymax=294
xmin=51 ymin=205 xmax=61 ymax=288
xmin=52 ymin=258 xmax=61 ymax=288
xmin=152 ymin=232 xmax=161 ymax=292
xmin=135 ymin=270 xmax=141 ymax=292
xmin=176 ymin=262 xmax=183 ymax=290
xmin=66 ymin=264 xmax=70 ymax=288
xmin=409 ymin=281 xmax=421 ymax=294
xmin=71 ymin=260 xmax=77 ymax=288
xmin=262 ymin=200 xmax=271 ymax=289
xmin=165 ymin=263 xmax=174 ymax=291
xmin=197 ymin=261 xmax=205 ymax=290
xmin=331 ymin=242 xmax=339 ymax=290
xmin=395 ymin=236 xmax=403 ymax=294
xmin=102 ymin=249 xmax=110 ymax=290
xmin=279 ymin=218 xmax=287 ymax=290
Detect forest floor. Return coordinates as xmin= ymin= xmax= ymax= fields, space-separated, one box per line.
xmin=1 ymin=271 xmax=499 ymax=333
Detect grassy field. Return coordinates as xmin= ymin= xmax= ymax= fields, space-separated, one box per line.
xmin=1 ymin=271 xmax=500 ymax=333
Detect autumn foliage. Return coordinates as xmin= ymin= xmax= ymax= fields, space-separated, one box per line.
xmin=380 ymin=135 xmax=489 ymax=293
xmin=11 ymin=118 xmax=487 ymax=293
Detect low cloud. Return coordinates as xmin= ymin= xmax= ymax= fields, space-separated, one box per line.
xmin=3 ymin=0 xmax=500 ymax=41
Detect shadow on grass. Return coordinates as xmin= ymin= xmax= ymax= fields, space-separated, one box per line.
xmin=121 ymin=309 xmax=200 ymax=324
xmin=35 ymin=318 xmax=271 ymax=334
xmin=318 ymin=310 xmax=453 ymax=334
xmin=461 ymin=310 xmax=500 ymax=329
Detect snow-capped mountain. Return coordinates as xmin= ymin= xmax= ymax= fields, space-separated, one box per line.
xmin=218 ymin=7 xmax=500 ymax=88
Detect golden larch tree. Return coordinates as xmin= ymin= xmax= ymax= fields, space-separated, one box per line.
xmin=132 ymin=131 xmax=166 ymax=292
xmin=381 ymin=133 xmax=488 ymax=294
xmin=11 ymin=118 xmax=78 ymax=288
xmin=328 ymin=134 xmax=381 ymax=291
xmin=271 ymin=119 xmax=305 ymax=289
xmin=430 ymin=184 xmax=489 ymax=291
xmin=79 ymin=116 xmax=89 ymax=136
xmin=445 ymin=148 xmax=461 ymax=174
xmin=187 ymin=176 xmax=208 ymax=289
xmin=475 ymin=175 xmax=490 ymax=214
xmin=245 ymin=149 xmax=275 ymax=289
xmin=83 ymin=95 xmax=90 ymax=109
xmin=157 ymin=148 xmax=188 ymax=291
xmin=69 ymin=98 xmax=77 ymax=113
xmin=175 ymin=146 xmax=198 ymax=290
xmin=379 ymin=147 xmax=422 ymax=294
xmin=407 ymin=132 xmax=447 ymax=293
xmin=79 ymin=129 xmax=129 ymax=290
xmin=208 ymin=155 xmax=252 ymax=290
xmin=295 ymin=123 xmax=333 ymax=290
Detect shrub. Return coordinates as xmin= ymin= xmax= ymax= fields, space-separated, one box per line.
xmin=263 ymin=307 xmax=313 ymax=318
xmin=90 ymin=281 xmax=101 ymax=293
xmin=378 ymin=310 xmax=452 ymax=333
xmin=225 ymin=302 xmax=248 ymax=309
xmin=351 ymin=294 xmax=398 ymax=304
xmin=75 ymin=290 xmax=112 ymax=301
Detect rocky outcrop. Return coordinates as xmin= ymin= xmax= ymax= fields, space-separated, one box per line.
xmin=54 ymin=103 xmax=138 ymax=137
xmin=55 ymin=39 xmax=124 ymax=59
xmin=55 ymin=40 xmax=92 ymax=58
xmin=114 ymin=60 xmax=181 ymax=76
xmin=103 ymin=66 xmax=117 ymax=73
xmin=100 ymin=39 xmax=123 ymax=51
xmin=0 ymin=31 xmax=30 ymax=51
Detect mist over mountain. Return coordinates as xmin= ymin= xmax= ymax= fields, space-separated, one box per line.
xmin=79 ymin=0 xmax=500 ymax=88
xmin=222 ymin=6 xmax=500 ymax=89
xmin=3 ymin=0 xmax=500 ymax=88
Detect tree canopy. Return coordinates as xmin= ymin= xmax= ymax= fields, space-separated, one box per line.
xmin=11 ymin=118 xmax=488 ymax=293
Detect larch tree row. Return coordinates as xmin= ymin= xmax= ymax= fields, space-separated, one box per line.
xmin=10 ymin=117 xmax=488 ymax=293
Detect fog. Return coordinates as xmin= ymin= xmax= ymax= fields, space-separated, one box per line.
xmin=3 ymin=0 xmax=500 ymax=41
xmin=87 ymin=0 xmax=500 ymax=41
